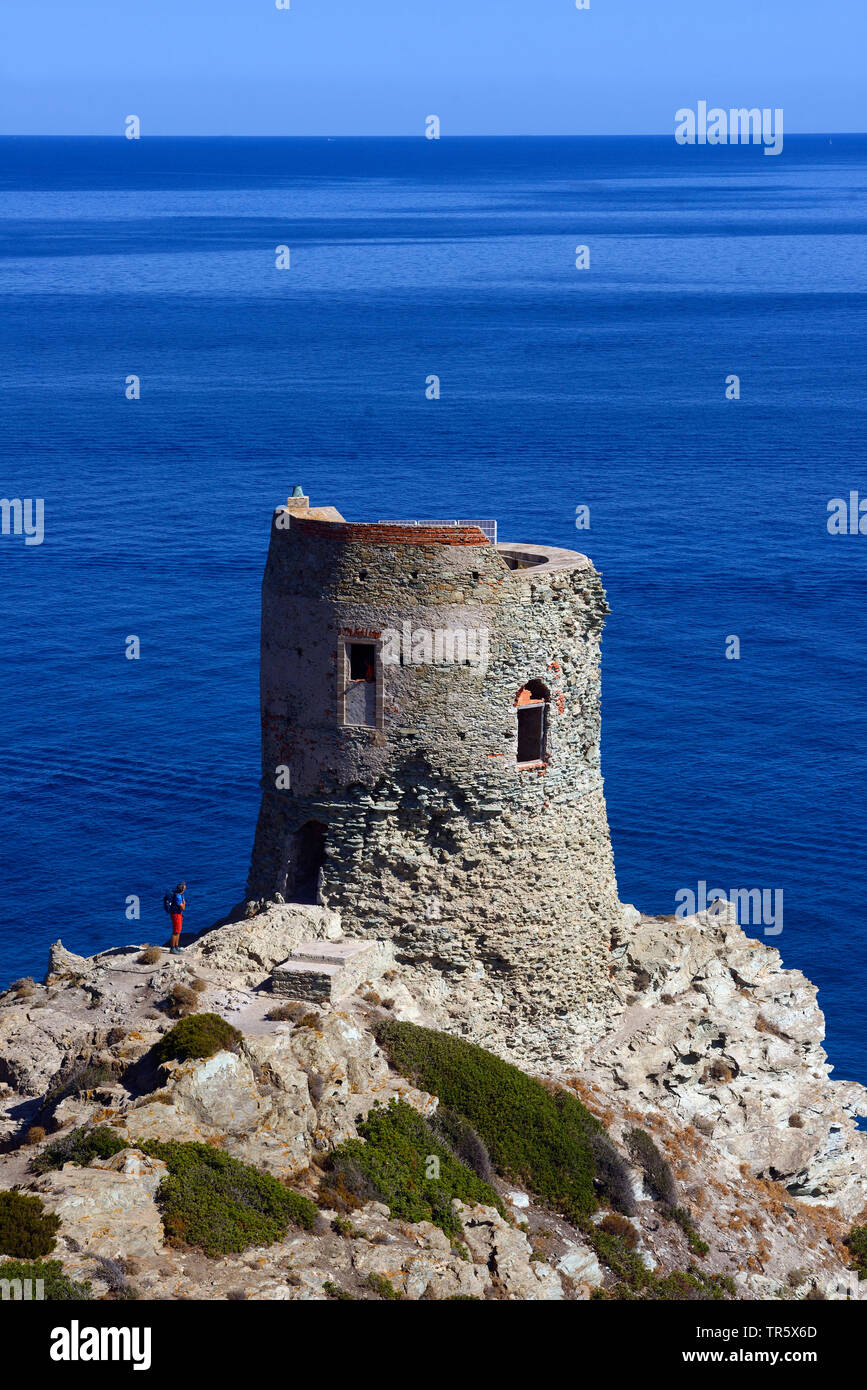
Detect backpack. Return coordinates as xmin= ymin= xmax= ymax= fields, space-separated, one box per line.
xmin=163 ymin=891 xmax=177 ymax=915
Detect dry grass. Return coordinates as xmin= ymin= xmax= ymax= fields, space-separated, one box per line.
xmin=162 ymin=983 xmax=198 ymax=1019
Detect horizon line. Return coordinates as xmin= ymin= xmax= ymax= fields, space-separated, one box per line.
xmin=0 ymin=130 xmax=863 ymax=140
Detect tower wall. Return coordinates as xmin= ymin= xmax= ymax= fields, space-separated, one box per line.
xmin=248 ymin=505 xmax=621 ymax=1058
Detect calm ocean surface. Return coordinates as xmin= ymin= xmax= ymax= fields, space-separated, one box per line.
xmin=1 ymin=136 xmax=865 ymax=1082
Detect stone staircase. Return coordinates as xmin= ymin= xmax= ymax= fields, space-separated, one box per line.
xmin=270 ymin=938 xmax=394 ymax=1004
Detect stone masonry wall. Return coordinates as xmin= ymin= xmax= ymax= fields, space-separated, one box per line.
xmin=247 ymin=507 xmax=621 ymax=1061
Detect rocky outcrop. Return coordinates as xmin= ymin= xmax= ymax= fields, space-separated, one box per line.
xmin=589 ymin=902 xmax=867 ymax=1219
xmin=32 ymin=1149 xmax=168 ymax=1262
xmin=46 ymin=941 xmax=91 ymax=982
xmin=191 ymin=902 xmax=343 ymax=983
xmin=459 ymin=1201 xmax=564 ymax=1299
xmin=121 ymin=1011 xmax=433 ymax=1177
xmin=0 ymin=899 xmax=865 ymax=1301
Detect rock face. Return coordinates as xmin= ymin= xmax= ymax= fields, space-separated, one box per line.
xmin=459 ymin=1202 xmax=563 ymax=1299
xmin=46 ymin=941 xmax=90 ymax=982
xmin=193 ymin=902 xmax=343 ymax=984
xmin=590 ymin=902 xmax=867 ymax=1219
xmin=1 ymin=898 xmax=865 ymax=1301
xmin=32 ymin=1150 xmax=168 ymax=1261
xmin=246 ymin=500 xmax=621 ymax=1063
xmin=121 ymin=1010 xmax=433 ymax=1178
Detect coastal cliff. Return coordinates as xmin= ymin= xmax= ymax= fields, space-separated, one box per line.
xmin=0 ymin=899 xmax=864 ymax=1301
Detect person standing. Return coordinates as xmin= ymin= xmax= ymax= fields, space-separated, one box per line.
xmin=168 ymin=882 xmax=186 ymax=954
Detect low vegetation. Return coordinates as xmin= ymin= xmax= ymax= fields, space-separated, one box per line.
xmin=623 ymin=1126 xmax=707 ymax=1252
xmin=366 ymin=1271 xmax=402 ymax=1300
xmin=265 ymin=1001 xmax=324 ymax=1026
xmin=625 ymin=1126 xmax=679 ymax=1208
xmin=323 ymin=1279 xmax=355 ymax=1300
xmin=375 ymin=1021 xmax=629 ymax=1220
xmin=31 ymin=1125 xmax=128 ymax=1175
xmin=427 ymin=1106 xmax=494 ymax=1184
xmin=322 ymin=1099 xmax=502 ymax=1239
xmin=846 ymin=1224 xmax=867 ymax=1279
xmin=46 ymin=1062 xmax=116 ymax=1107
xmin=141 ymin=1140 xmax=317 ymax=1257
xmin=0 ymin=1258 xmax=92 ymax=1300
xmin=672 ymin=1205 xmax=710 ymax=1257
xmin=0 ymin=1191 xmax=61 ymax=1259
xmin=588 ymin=1214 xmax=733 ymax=1301
xmin=599 ymin=1212 xmax=640 ymax=1248
xmin=161 ymin=983 xmax=199 ymax=1019
xmin=152 ymin=1012 xmax=242 ymax=1066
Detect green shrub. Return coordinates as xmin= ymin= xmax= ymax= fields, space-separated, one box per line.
xmin=596 ymin=1258 xmax=735 ymax=1302
xmin=846 ymin=1225 xmax=867 ymax=1279
xmin=0 ymin=1258 xmax=91 ymax=1301
xmin=140 ymin=1140 xmax=316 ymax=1257
xmin=599 ymin=1212 xmax=639 ymax=1248
xmin=152 ymin=1013 xmax=242 ymax=1067
xmin=375 ymin=1021 xmax=604 ymax=1221
xmin=589 ymin=1131 xmax=636 ymax=1215
xmin=324 ymin=1100 xmax=503 ymax=1239
xmin=45 ymin=1063 xmax=115 ymax=1108
xmin=0 ymin=1191 xmax=61 ymax=1259
xmin=672 ymin=1205 xmax=709 ymax=1257
xmin=32 ymin=1126 xmax=128 ymax=1175
xmin=643 ymin=1268 xmax=734 ymax=1301
xmin=625 ymin=1127 xmax=679 ymax=1209
xmin=323 ymin=1279 xmax=355 ymax=1300
xmin=427 ymin=1107 xmax=494 ymax=1184
xmin=585 ymin=1217 xmax=653 ymax=1290
xmin=367 ymin=1272 xmax=402 ymax=1300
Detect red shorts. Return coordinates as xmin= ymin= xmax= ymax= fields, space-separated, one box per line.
xmin=170 ymin=913 xmax=183 ymax=934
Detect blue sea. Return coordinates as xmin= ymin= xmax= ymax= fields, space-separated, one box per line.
xmin=1 ymin=135 xmax=865 ymax=1083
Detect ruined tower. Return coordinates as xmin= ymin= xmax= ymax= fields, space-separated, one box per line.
xmin=247 ymin=491 xmax=621 ymax=1058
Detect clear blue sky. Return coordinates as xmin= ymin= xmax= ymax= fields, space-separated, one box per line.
xmin=0 ymin=0 xmax=863 ymax=136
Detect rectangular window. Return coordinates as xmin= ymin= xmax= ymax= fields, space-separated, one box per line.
xmin=349 ymin=642 xmax=376 ymax=682
xmin=517 ymin=702 xmax=546 ymax=765
xmin=342 ymin=640 xmax=379 ymax=728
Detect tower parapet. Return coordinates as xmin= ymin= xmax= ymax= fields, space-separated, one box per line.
xmin=247 ymin=495 xmax=620 ymax=1058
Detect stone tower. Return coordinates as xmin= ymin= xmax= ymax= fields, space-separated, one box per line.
xmin=247 ymin=491 xmax=621 ymax=1059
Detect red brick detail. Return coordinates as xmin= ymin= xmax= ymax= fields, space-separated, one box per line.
xmin=292 ymin=518 xmax=490 ymax=547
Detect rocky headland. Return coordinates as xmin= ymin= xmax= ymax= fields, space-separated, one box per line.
xmin=0 ymin=897 xmax=864 ymax=1302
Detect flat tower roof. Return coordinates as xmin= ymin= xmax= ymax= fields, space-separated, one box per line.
xmin=378 ymin=518 xmax=497 ymax=545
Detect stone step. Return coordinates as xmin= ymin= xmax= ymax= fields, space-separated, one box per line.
xmin=289 ymin=940 xmax=376 ymax=966
xmin=270 ymin=958 xmax=344 ymax=1003
xmin=269 ymin=937 xmax=394 ymax=1004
